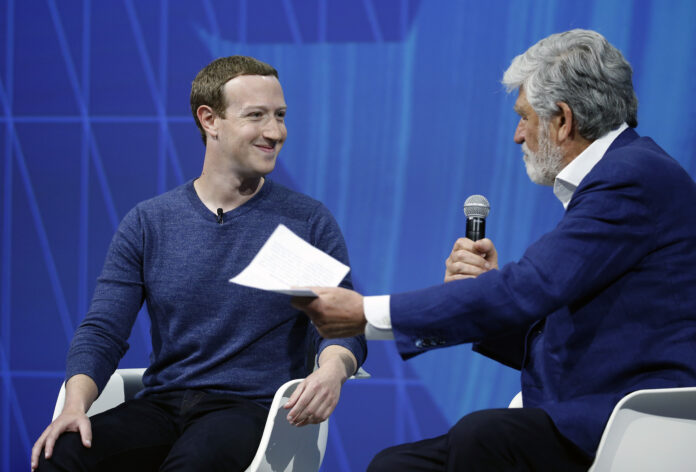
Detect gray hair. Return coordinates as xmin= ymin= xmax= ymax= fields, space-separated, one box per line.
xmin=502 ymin=29 xmax=638 ymax=140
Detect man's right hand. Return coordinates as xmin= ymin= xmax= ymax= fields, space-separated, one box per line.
xmin=31 ymin=374 xmax=98 ymax=470
xmin=31 ymin=408 xmax=92 ymax=470
xmin=445 ymin=237 xmax=499 ymax=282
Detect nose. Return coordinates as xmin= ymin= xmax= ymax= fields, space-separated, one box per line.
xmin=263 ymin=118 xmax=286 ymax=141
xmin=513 ymin=119 xmax=525 ymax=145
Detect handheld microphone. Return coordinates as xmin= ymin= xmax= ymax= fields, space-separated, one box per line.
xmin=463 ymin=195 xmax=490 ymax=241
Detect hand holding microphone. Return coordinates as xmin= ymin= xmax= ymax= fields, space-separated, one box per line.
xmin=444 ymin=195 xmax=498 ymax=282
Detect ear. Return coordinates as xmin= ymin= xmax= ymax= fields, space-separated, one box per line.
xmin=196 ymin=105 xmax=218 ymax=140
xmin=553 ymin=102 xmax=574 ymax=143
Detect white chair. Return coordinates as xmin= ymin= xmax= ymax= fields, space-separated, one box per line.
xmin=507 ymin=391 xmax=523 ymax=409
xmin=53 ymin=367 xmax=370 ymax=472
xmin=588 ymin=387 xmax=696 ymax=472
xmin=508 ymin=387 xmax=696 ymax=471
xmin=53 ymin=368 xmax=146 ymax=420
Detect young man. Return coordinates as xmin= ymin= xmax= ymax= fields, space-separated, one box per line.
xmin=32 ymin=56 xmax=366 ymax=472
xmin=294 ymin=29 xmax=696 ymax=470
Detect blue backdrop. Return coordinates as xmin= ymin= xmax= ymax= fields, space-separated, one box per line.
xmin=2 ymin=1 xmax=696 ymax=470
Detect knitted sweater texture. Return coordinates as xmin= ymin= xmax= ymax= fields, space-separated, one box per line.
xmin=66 ymin=179 xmax=366 ymax=406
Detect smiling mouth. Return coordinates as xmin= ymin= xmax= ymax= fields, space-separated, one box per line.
xmin=255 ymin=143 xmax=276 ymax=153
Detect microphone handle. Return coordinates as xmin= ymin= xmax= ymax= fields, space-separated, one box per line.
xmin=466 ymin=217 xmax=486 ymax=241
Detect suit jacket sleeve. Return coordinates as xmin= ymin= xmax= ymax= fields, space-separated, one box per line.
xmin=389 ymin=143 xmax=662 ymax=360
xmin=471 ymin=327 xmax=530 ymax=370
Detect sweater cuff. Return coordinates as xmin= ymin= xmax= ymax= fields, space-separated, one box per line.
xmin=65 ymin=352 xmax=112 ymax=395
xmin=317 ymin=335 xmax=367 ymax=371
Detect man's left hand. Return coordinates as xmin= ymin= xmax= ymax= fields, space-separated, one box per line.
xmin=283 ymin=346 xmax=356 ymax=426
xmin=291 ymin=287 xmax=366 ymax=338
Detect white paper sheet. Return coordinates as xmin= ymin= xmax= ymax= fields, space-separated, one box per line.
xmin=229 ymin=224 xmax=350 ymax=296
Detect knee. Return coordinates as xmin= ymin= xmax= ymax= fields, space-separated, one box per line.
xmin=36 ymin=432 xmax=84 ymax=471
xmin=36 ymin=456 xmax=65 ymax=472
xmin=449 ymin=409 xmax=505 ymax=453
xmin=367 ymin=445 xmax=406 ymax=472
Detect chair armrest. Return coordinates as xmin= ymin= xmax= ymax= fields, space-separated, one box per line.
xmin=508 ymin=391 xmax=523 ymax=408
xmin=590 ymin=387 xmax=696 ymax=472
xmin=351 ymin=367 xmax=371 ymax=380
xmin=52 ymin=368 xmax=146 ymax=420
xmin=245 ymin=371 xmax=371 ymax=472
xmin=245 ymin=379 xmax=328 ymax=472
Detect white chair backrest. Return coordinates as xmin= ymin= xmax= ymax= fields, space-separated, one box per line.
xmin=589 ymin=387 xmax=696 ymax=472
xmin=245 ymin=379 xmax=328 ymax=472
xmin=508 ymin=391 xmax=523 ymax=408
xmin=509 ymin=387 xmax=696 ymax=471
xmin=245 ymin=366 xmax=371 ymax=472
xmin=52 ymin=368 xmax=146 ymax=420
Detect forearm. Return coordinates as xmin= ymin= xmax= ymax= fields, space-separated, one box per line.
xmin=317 ymin=345 xmax=357 ymax=380
xmin=63 ymin=374 xmax=99 ymax=414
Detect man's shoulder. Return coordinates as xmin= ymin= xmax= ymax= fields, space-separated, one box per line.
xmin=262 ymin=180 xmax=345 ymax=251
xmin=264 ymin=179 xmax=329 ymax=220
xmin=266 ymin=179 xmax=319 ymax=204
xmin=120 ymin=181 xmax=192 ymax=226
xmin=593 ymin=130 xmax=690 ymax=185
xmin=572 ymin=130 xmax=696 ymax=214
xmin=139 ymin=181 xmax=190 ymax=208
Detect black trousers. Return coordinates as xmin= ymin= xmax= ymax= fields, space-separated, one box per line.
xmin=38 ymin=390 xmax=269 ymax=472
xmin=368 ymin=408 xmax=593 ymax=472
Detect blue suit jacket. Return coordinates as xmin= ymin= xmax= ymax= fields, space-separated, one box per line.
xmin=390 ymin=128 xmax=696 ymax=456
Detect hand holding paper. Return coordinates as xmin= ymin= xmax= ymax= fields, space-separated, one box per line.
xmin=291 ymin=287 xmax=367 ymax=338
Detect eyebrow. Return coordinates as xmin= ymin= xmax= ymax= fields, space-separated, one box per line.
xmin=240 ymin=105 xmax=287 ymax=112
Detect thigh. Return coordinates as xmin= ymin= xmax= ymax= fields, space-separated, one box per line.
xmin=447 ymin=408 xmax=592 ymax=472
xmin=38 ymin=397 xmax=178 ymax=472
xmin=160 ymin=393 xmax=269 ymax=472
xmin=367 ymin=434 xmax=449 ymax=472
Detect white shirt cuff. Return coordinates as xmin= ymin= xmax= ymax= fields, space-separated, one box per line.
xmin=363 ymin=295 xmax=394 ymax=340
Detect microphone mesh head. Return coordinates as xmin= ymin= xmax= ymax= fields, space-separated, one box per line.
xmin=463 ymin=195 xmax=490 ymax=218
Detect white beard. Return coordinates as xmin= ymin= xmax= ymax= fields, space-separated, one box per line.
xmin=522 ymin=122 xmax=564 ymax=186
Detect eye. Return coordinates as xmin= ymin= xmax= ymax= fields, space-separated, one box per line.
xmin=248 ymin=111 xmax=263 ymax=118
xmin=276 ymin=110 xmax=286 ymax=119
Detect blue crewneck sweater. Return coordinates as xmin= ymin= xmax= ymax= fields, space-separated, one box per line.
xmin=66 ymin=179 xmax=366 ymax=406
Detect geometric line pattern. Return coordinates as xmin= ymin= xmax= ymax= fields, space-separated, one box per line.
xmin=5 ymin=1 xmax=696 ymax=471
xmin=1 ymin=0 xmax=15 ymax=468
xmin=3 ymin=1 xmax=431 ymax=470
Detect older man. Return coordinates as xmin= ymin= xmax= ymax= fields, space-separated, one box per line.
xmin=32 ymin=56 xmax=366 ymax=472
xmin=294 ymin=29 xmax=696 ymax=470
